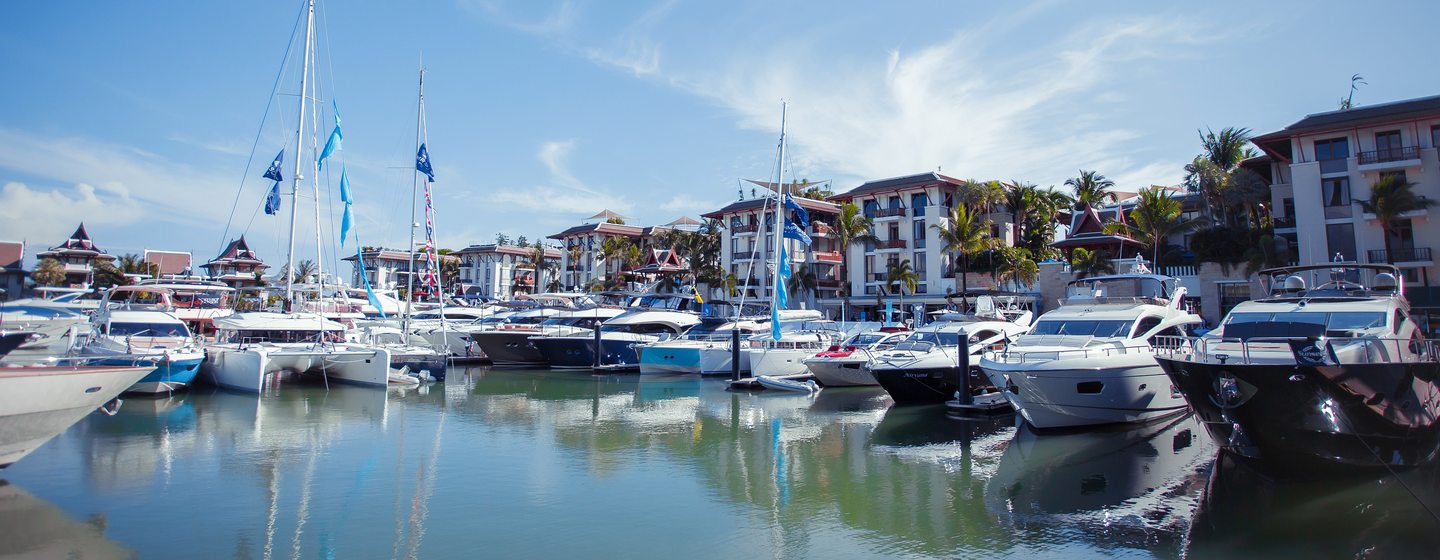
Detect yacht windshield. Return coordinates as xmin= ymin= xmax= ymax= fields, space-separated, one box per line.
xmin=109 ymin=322 xmax=188 ymax=337
xmin=1225 ymin=311 xmax=1385 ymax=330
xmin=894 ymin=331 xmax=962 ymax=350
xmin=1029 ymin=320 xmax=1132 ymax=337
xmin=846 ymin=333 xmax=888 ymax=346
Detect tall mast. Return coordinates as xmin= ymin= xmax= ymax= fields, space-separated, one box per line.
xmin=310 ymin=34 xmax=325 ymax=313
xmin=403 ymin=66 xmax=424 ymax=334
xmin=771 ymin=102 xmax=788 ymax=307
xmin=284 ymin=0 xmax=316 ymax=309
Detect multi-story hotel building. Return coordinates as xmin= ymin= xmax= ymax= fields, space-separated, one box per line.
xmin=1254 ymin=94 xmax=1440 ymax=308
xmin=452 ymin=243 xmax=562 ymax=299
xmin=701 ymin=194 xmax=842 ymax=306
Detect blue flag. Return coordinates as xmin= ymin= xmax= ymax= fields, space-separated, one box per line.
xmin=356 ymin=245 xmax=387 ymax=319
xmin=262 ymin=150 xmax=284 ymax=182
xmin=416 ymin=143 xmax=434 ymax=181
xmin=339 ymin=168 xmax=353 ymax=204
xmin=772 ymin=244 xmax=791 ymax=340
xmin=784 ymin=194 xmax=809 ymax=228
xmin=317 ymin=101 xmax=342 ymax=172
xmin=264 ymin=182 xmax=281 ymax=215
xmin=339 ymin=169 xmax=353 ymax=247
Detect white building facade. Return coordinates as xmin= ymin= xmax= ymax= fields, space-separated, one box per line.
xmin=702 ymin=196 xmax=842 ymax=306
xmin=453 ymin=244 xmax=561 ymax=300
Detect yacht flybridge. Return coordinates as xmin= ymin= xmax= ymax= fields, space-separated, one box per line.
xmin=979 ymin=273 xmax=1201 ymax=428
xmin=1154 ymin=264 xmax=1440 ymax=471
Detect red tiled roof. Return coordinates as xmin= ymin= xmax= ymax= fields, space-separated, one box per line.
xmin=547 ymin=222 xmax=645 ymax=240
xmin=453 ymin=244 xmax=563 ymax=258
xmin=701 ymin=196 xmax=839 ymax=219
xmin=0 ymin=241 xmax=23 ymax=270
xmin=144 ymin=250 xmax=192 ymax=275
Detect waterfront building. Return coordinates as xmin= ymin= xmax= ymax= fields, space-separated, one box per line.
xmin=1253 ymin=94 xmax=1440 ymax=311
xmin=200 ymin=237 xmax=270 ymax=288
xmin=825 ymin=172 xmax=1016 ymax=320
xmin=547 ymin=210 xmax=648 ymax=291
xmin=702 ymin=191 xmax=840 ymax=307
xmin=452 ymin=243 xmax=562 ymax=300
xmin=343 ymin=248 xmax=414 ymax=293
xmin=35 ymin=223 xmax=116 ymax=287
xmin=0 ymin=241 xmax=24 ymax=299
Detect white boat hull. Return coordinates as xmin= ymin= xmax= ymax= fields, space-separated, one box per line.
xmin=0 ymin=365 xmax=154 ymax=468
xmin=804 ymin=357 xmax=877 ymax=387
xmin=981 ymin=355 xmax=1186 ymax=429
xmin=202 ymin=344 xmax=392 ymax=393
xmin=749 ymin=348 xmax=820 ymax=378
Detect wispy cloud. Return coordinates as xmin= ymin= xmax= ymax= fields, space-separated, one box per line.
xmin=491 ymin=140 xmax=629 ymax=216
xmin=581 ymin=0 xmax=675 ymax=75
xmin=458 ymin=0 xmax=581 ymax=36
xmin=0 ymin=181 xmax=144 ymax=243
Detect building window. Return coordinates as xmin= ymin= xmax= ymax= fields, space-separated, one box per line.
xmin=1218 ymin=283 xmax=1250 ymax=318
xmin=912 ymin=252 xmax=926 ymax=275
xmin=1326 ymin=223 xmax=1356 ymax=262
xmin=1315 ymin=137 xmax=1349 ymax=174
xmin=913 ymin=220 xmax=926 ymax=248
xmin=862 ymin=200 xmax=879 ymax=218
xmin=1375 ymin=130 xmax=1403 ymax=155
xmin=911 ymin=193 xmax=929 ymax=217
xmin=1322 ymin=177 xmax=1349 ymax=206
xmin=1381 ymin=170 xmax=1409 ymax=184
xmin=888 ymin=223 xmax=899 ymax=242
xmin=1432 ymin=125 xmax=1440 ymax=150
xmin=887 ymin=197 xmax=902 ymax=211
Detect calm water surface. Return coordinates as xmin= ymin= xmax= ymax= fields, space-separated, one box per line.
xmin=4 ymin=366 xmax=1439 ymax=559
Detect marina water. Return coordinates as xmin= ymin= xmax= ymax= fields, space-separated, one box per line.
xmin=4 ymin=366 xmax=1439 ymax=558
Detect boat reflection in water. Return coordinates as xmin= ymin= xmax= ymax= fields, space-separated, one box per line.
xmin=0 ymin=480 xmax=132 ymax=559
xmin=1187 ymin=451 xmax=1440 ymax=559
xmin=985 ymin=414 xmax=1214 ymax=551
xmin=81 ymin=394 xmax=198 ymax=491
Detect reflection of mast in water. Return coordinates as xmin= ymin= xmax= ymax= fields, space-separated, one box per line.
xmin=404 ymin=406 xmax=445 ymax=559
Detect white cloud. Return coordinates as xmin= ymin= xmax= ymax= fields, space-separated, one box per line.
xmin=491 ymin=140 xmax=629 ymax=216
xmin=0 ymin=182 xmax=144 ymax=243
xmin=458 ymin=0 xmax=581 ymax=36
xmin=581 ymin=0 xmax=675 ymax=76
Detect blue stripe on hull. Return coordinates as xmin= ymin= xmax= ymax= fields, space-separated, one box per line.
xmin=100 ymin=357 xmax=203 ymax=392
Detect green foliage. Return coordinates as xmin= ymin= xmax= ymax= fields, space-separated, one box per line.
xmin=31 ymin=258 xmax=66 ymax=287
xmin=834 ymin=201 xmax=878 ymax=302
xmin=1188 ymin=226 xmax=1251 ymax=273
xmin=1357 ymin=174 xmax=1435 ymax=263
xmin=933 ymin=204 xmax=997 ymax=300
xmin=605 ymin=217 xmax=626 ymax=225
xmin=1103 ymin=188 xmax=1204 ymax=270
xmin=1065 ymin=170 xmax=1116 ymax=210
xmin=1070 ymin=248 xmax=1115 ymax=279
xmin=994 ymin=246 xmax=1039 ymax=289
xmin=92 ymin=260 xmax=128 ymax=288
xmin=884 ymin=259 xmax=919 ymax=296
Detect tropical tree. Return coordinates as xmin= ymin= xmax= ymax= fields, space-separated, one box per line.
xmin=92 ymin=260 xmax=128 ymax=288
xmin=721 ymin=272 xmax=740 ymax=298
xmin=598 ymin=236 xmax=632 ymax=286
xmin=833 ymin=201 xmax=879 ymax=308
xmin=1004 ymin=180 xmax=1037 ymax=244
xmin=439 ymin=256 xmax=461 ymax=294
xmin=526 ymin=245 xmax=557 ymax=293
xmin=495 ymin=233 xmax=510 ymax=246
xmin=994 ymin=247 xmax=1039 ymax=290
xmin=1065 ymin=170 xmax=1116 ymax=210
xmin=1104 ymin=187 xmax=1205 ymax=270
xmin=31 ymin=257 xmax=66 ymax=287
xmin=1184 ymin=127 xmax=1258 ymax=226
xmin=1243 ymin=234 xmax=1292 ymax=275
xmin=291 ymin=259 xmax=317 ymax=284
xmin=1356 ymin=174 xmax=1436 ymax=263
xmin=515 ymin=236 xmax=528 ymax=248
xmin=932 ymin=204 xmax=996 ymax=309
xmin=1070 ymin=248 xmax=1115 ymax=279
xmin=787 ymin=265 xmax=817 ymax=303
xmin=117 ymin=253 xmax=157 ymax=278
xmin=884 ymin=259 xmax=919 ymax=321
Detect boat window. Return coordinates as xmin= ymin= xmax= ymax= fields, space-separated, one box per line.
xmin=846 ymin=333 xmax=888 ymax=346
xmin=1029 ymin=320 xmax=1132 ymax=337
xmin=967 ymin=330 xmax=998 ymax=344
xmin=1394 ymin=309 xmax=1406 ymax=335
xmin=895 ymin=331 xmax=962 ymax=350
xmin=1225 ymin=311 xmax=1385 ymax=331
xmin=109 ymin=322 xmax=189 ymax=337
xmin=1132 ymin=317 xmax=1162 ymax=338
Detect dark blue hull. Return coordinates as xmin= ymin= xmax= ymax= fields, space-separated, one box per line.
xmin=393 ymin=355 xmax=448 ymax=380
xmin=529 ymin=337 xmax=646 ymax=370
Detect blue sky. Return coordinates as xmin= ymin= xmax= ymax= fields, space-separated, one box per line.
xmin=2 ymin=0 xmax=1438 ymax=273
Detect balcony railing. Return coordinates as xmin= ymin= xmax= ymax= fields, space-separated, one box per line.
xmin=816 ymin=279 xmax=842 ymax=288
xmin=870 ymin=272 xmax=887 ymax=282
xmin=732 ymin=251 xmax=756 ymax=260
xmin=732 ymin=224 xmax=759 ymax=234
xmin=1358 ymin=146 xmax=1421 ymax=165
xmin=1318 ymin=157 xmax=1348 ymax=174
xmin=874 ymin=207 xmax=908 ymax=219
xmin=812 ymin=222 xmax=836 ymax=236
xmin=1368 ymin=247 xmax=1432 ymax=263
xmin=813 ymin=250 xmax=843 ymax=263
xmin=876 ymin=239 xmax=908 ymax=249
xmin=1273 ymin=215 xmax=1296 ymax=229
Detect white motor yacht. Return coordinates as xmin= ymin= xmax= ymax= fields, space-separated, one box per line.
xmin=77 ymin=285 xmax=205 ymax=394
xmin=202 ymin=312 xmax=391 ymax=393
xmin=635 ymin=302 xmax=781 ymax=376
xmin=0 ymin=304 xmax=89 ymax=362
xmin=980 ymin=273 xmax=1202 ymax=429
xmin=132 ymin=278 xmax=236 ymax=335
xmin=354 ymin=325 xmax=447 ymax=381
xmin=747 ymin=315 xmax=842 ymax=378
xmin=803 ymin=327 xmax=910 ymax=387
xmin=530 ymin=294 xmax=701 ymax=370
xmin=870 ymin=302 xmax=1034 ymax=403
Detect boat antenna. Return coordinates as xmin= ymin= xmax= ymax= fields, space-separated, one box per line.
xmin=284 ymin=0 xmax=316 ymax=312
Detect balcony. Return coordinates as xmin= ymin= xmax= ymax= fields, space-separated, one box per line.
xmin=812 ymin=222 xmax=836 ymax=237
xmin=1318 ymin=157 xmax=1348 ymax=175
xmin=874 ymin=207 xmax=908 ymax=219
xmin=1362 ymin=197 xmax=1429 ymax=220
xmin=813 ymin=250 xmax=843 ymax=263
xmin=876 ymin=239 xmax=907 ymax=250
xmin=1358 ymin=146 xmax=1422 ymax=169
xmin=817 ymin=279 xmax=842 ymax=288
xmin=1273 ymin=215 xmax=1296 ymax=230
xmin=732 ymin=223 xmax=760 ymax=235
xmin=1368 ymin=247 xmax=1432 ymax=263
xmin=732 ymin=251 xmax=757 ymax=261
xmin=1324 ymin=204 xmax=1352 ymax=219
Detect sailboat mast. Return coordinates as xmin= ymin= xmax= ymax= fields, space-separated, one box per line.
xmin=284 ymin=0 xmax=316 ymax=310
xmin=310 ymin=40 xmax=325 ymax=311
xmin=771 ymin=103 xmax=787 ymax=308
xmin=403 ymin=68 xmax=424 ymax=333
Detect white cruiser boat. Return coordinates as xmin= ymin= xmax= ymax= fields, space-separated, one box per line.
xmin=77 ymin=285 xmax=205 ymax=394
xmin=1155 ymin=264 xmax=1440 ymax=471
xmin=530 ymin=294 xmax=701 ymax=370
xmin=636 ymin=302 xmax=776 ymax=375
xmin=803 ymin=327 xmax=910 ymax=387
xmin=354 ymin=325 xmax=447 ymax=381
xmin=747 ymin=316 xmax=843 ymax=378
xmin=870 ymin=302 xmax=1034 ymax=403
xmin=202 ymin=313 xmax=391 ymax=393
xmin=980 ymin=273 xmax=1202 ymax=429
xmin=408 ymin=305 xmax=502 ymax=359
xmin=132 ymin=278 xmax=235 ymax=335
xmin=0 ymin=304 xmax=89 ymax=362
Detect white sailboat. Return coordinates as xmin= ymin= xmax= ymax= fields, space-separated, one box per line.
xmin=201 ymin=0 xmax=390 ymax=393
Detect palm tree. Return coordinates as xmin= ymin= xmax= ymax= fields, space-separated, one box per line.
xmin=1186 ymin=127 xmax=1258 ymax=225
xmin=526 ymin=245 xmax=558 ymax=293
xmin=292 ymin=259 xmax=317 ymax=284
xmin=1243 ymin=234 xmax=1291 ymax=275
xmin=566 ymin=244 xmax=583 ymax=289
xmin=995 ymin=248 xmax=1039 ymax=290
xmin=932 ymin=204 xmax=995 ymax=310
xmin=884 ymin=259 xmax=919 ymax=322
xmin=599 ymin=236 xmax=631 ymax=286
xmin=1070 ymin=248 xmax=1115 ymax=279
xmin=787 ymin=265 xmax=817 ymax=302
xmin=439 ymin=256 xmax=461 ymax=295
xmin=1065 ymin=170 xmax=1116 ymax=210
xmin=833 ymin=201 xmax=879 ymax=309
xmin=117 ymin=253 xmax=154 ymax=277
xmin=1356 ymin=174 xmax=1435 ymax=263
xmin=31 ymin=257 xmax=65 ymax=287
xmin=1104 ymin=187 xmax=1205 ymax=270
xmin=1004 ymin=180 xmax=1037 ymax=244
xmin=91 ymin=260 xmax=128 ymax=288
xmin=721 ymin=272 xmax=739 ymax=298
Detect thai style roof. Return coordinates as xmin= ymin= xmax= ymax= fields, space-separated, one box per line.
xmin=701 ymin=196 xmax=839 ymax=219
xmin=829 ymin=172 xmax=968 ymax=201
xmin=631 ymin=248 xmax=687 ymax=274
xmin=38 ymin=222 xmax=114 ymax=260
xmin=202 ymin=236 xmax=268 ymax=270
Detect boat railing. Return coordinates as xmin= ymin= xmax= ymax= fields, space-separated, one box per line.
xmin=985 ymin=340 xmax=1152 ymax=364
xmin=1152 ymin=335 xmax=1440 ymax=365
xmin=0 ymin=354 xmax=163 ymax=368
